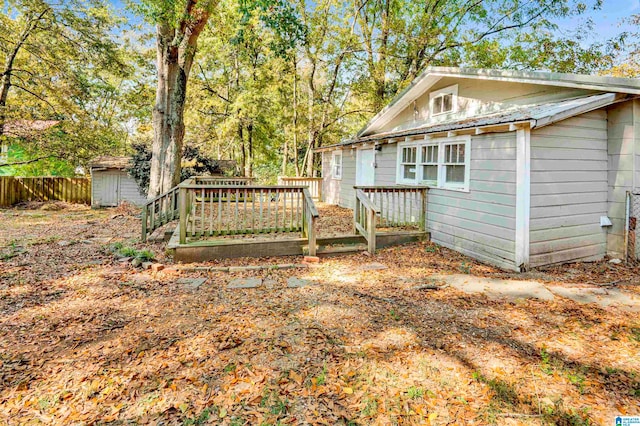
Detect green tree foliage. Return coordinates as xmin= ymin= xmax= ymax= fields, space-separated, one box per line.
xmin=126 ymin=143 xmax=234 ymax=194
xmin=0 ymin=0 xmax=627 ymax=181
xmin=0 ymin=0 xmax=152 ymax=175
xmin=184 ymin=0 xmax=620 ymax=178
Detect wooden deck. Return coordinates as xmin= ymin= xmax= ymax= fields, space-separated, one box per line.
xmin=166 ymin=203 xmax=426 ymax=262
xmin=143 ymin=178 xmax=429 ymax=263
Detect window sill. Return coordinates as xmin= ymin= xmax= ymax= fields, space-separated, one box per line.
xmin=436 ymin=185 xmax=469 ymax=193
xmin=332 ymin=176 xmax=342 ymax=181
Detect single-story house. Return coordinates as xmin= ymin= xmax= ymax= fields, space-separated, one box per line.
xmin=89 ymin=156 xmax=147 ymax=207
xmin=317 ymin=67 xmax=640 ymax=271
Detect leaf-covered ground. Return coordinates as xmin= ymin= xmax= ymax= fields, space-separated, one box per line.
xmin=0 ymin=203 xmax=639 ymax=425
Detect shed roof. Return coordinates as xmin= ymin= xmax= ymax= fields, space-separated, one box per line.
xmin=317 ymin=92 xmax=630 ymax=152
xmin=89 ymin=156 xmax=131 ymax=169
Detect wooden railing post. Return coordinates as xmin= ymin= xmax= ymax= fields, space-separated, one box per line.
xmin=302 ymin=188 xmax=319 ymax=256
xmin=420 ymin=188 xmax=428 ymax=231
xmin=367 ymin=206 xmax=376 ymax=253
xmin=353 ymin=195 xmax=359 ymax=235
xmin=141 ymin=205 xmax=148 ymax=242
xmin=179 ymin=185 xmax=187 ymax=244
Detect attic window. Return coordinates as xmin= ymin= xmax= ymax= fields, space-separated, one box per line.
xmin=430 ymin=84 xmax=458 ymax=116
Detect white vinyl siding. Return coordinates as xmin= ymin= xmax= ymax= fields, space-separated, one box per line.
xmin=529 ymin=110 xmax=608 ymax=267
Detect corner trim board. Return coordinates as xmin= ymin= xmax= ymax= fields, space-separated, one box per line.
xmin=515 ymin=127 xmax=531 ymax=271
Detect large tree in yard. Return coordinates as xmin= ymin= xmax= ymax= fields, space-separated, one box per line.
xmin=139 ymin=0 xmax=217 ymax=197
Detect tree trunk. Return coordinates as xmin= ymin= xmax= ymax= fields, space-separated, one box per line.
xmin=247 ymin=122 xmax=253 ymax=177
xmin=0 ymin=10 xmax=47 ymax=149
xmin=239 ymin=120 xmax=246 ymax=176
xmin=148 ymin=5 xmax=210 ymax=198
xmin=292 ymin=54 xmax=300 ymax=176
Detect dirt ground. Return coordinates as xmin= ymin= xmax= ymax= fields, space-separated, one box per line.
xmin=0 ymin=202 xmax=639 ymax=425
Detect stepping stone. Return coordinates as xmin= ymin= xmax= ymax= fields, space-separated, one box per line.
xmin=227 ymin=278 xmax=262 ymax=289
xmin=177 ymin=277 xmax=207 ymax=289
xmin=287 ymin=277 xmax=316 ymax=288
xmin=436 ymin=274 xmax=555 ymax=301
xmin=359 ymin=262 xmax=388 ymax=271
xmin=548 ymin=286 xmax=640 ymax=310
xmin=264 ymin=278 xmax=277 ymax=289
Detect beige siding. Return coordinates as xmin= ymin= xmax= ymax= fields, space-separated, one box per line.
xmin=382 ymin=77 xmax=593 ymax=133
xmin=339 ymin=149 xmax=357 ymax=208
xmin=606 ymin=99 xmax=637 ymax=256
xmin=321 ymin=149 xmax=357 ymax=208
xmin=530 ymin=111 xmax=608 ymax=267
xmin=370 ymin=133 xmax=518 ymax=269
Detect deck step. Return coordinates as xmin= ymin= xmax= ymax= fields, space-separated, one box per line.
xmin=316 ymin=244 xmax=368 ymax=256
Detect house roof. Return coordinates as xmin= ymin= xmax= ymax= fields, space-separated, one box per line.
xmin=357 ymin=67 xmax=640 ymax=138
xmin=317 ymin=92 xmax=631 ymax=152
xmin=1 ymin=120 xmax=60 ymax=138
xmin=89 ymin=156 xmax=131 ymax=169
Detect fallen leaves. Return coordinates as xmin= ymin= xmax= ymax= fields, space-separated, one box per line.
xmin=0 ymin=203 xmax=639 ymax=425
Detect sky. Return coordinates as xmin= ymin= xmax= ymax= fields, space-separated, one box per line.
xmin=554 ymin=0 xmax=637 ymax=43
xmin=107 ymin=0 xmax=637 ymax=53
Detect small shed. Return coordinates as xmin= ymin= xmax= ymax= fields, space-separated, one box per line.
xmin=89 ymin=156 xmax=146 ymax=208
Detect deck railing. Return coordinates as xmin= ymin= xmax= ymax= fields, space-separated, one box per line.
xmin=141 ymin=185 xmax=180 ymax=242
xmin=194 ymin=176 xmax=255 ymax=186
xmin=354 ymin=186 xmax=428 ymax=231
xmin=178 ymin=183 xmax=319 ymax=253
xmin=354 ymin=189 xmax=379 ymax=253
xmin=277 ymin=177 xmax=323 ymax=200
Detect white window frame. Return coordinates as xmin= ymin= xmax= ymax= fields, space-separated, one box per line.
xmin=419 ymin=143 xmax=439 ymax=186
xmin=331 ymin=150 xmax=342 ymax=180
xmin=398 ymin=144 xmax=418 ymax=184
xmin=396 ymin=134 xmax=471 ymax=192
xmin=429 ymin=84 xmax=458 ymax=117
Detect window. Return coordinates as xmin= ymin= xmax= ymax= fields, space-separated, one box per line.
xmin=443 ymin=143 xmax=466 ymax=186
xmin=429 ymin=84 xmax=458 ymax=117
xmin=420 ymin=145 xmax=438 ymax=184
xmin=332 ymin=151 xmax=342 ymax=179
xmin=397 ymin=135 xmax=470 ymax=191
xmin=400 ymin=146 xmax=417 ymax=181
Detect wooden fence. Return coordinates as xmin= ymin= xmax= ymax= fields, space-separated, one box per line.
xmin=0 ymin=176 xmax=91 ymax=207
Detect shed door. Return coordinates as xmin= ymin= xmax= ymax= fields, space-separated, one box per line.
xmin=101 ymin=172 xmax=120 ymax=207
xmin=356 ymin=148 xmax=375 ymax=186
